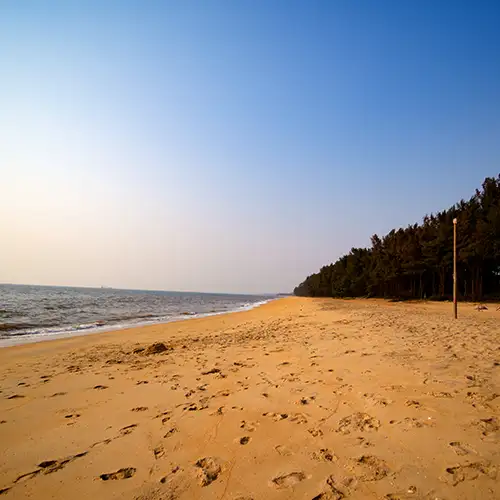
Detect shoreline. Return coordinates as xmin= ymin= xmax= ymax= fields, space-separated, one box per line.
xmin=1 ymin=297 xmax=499 ymax=499
xmin=0 ymin=297 xmax=276 ymax=349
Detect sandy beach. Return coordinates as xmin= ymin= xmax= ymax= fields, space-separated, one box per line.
xmin=0 ymin=297 xmax=499 ymax=499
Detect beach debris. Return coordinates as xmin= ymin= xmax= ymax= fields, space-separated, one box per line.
xmin=100 ymin=467 xmax=136 ymax=480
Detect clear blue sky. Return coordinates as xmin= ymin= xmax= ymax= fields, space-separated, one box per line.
xmin=1 ymin=1 xmax=499 ymax=293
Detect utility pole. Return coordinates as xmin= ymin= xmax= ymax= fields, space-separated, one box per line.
xmin=453 ymin=218 xmax=457 ymax=319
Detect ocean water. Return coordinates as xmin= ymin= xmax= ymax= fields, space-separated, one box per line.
xmin=0 ymin=284 xmax=274 ymax=347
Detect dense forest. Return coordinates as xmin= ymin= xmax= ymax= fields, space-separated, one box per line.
xmin=294 ymin=176 xmax=500 ymax=301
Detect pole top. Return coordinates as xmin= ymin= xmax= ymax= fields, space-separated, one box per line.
xmin=453 ymin=218 xmax=457 ymax=224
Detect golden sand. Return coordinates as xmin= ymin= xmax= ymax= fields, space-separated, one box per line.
xmin=0 ymin=298 xmax=499 ymax=499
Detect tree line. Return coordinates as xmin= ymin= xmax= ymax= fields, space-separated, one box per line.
xmin=294 ymin=176 xmax=500 ymax=301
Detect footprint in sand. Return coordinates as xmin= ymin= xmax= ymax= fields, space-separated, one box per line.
xmin=449 ymin=441 xmax=477 ymax=456
xmin=363 ymin=393 xmax=392 ymax=407
xmin=238 ymin=436 xmax=251 ymax=445
xmin=352 ymin=455 xmax=390 ymax=481
xmin=194 ymin=457 xmax=224 ymax=486
xmin=312 ymin=475 xmax=349 ymax=500
xmin=405 ymin=400 xmax=421 ymax=408
xmin=7 ymin=394 xmax=25 ymax=399
xmin=356 ymin=437 xmax=374 ymax=448
xmin=14 ymin=452 xmax=88 ymax=484
xmin=201 ymin=368 xmax=221 ymax=375
xmin=100 ymin=467 xmax=136 ymax=480
xmin=271 ymin=471 xmax=307 ymax=489
xmin=263 ymin=412 xmax=289 ymax=421
xmin=120 ymin=424 xmax=138 ymax=435
xmin=14 ymin=470 xmax=41 ymax=483
xmin=164 ymin=427 xmax=178 ymax=438
xmin=308 ymin=428 xmax=323 ymax=438
xmin=275 ymin=445 xmax=292 ymax=456
xmin=311 ymin=449 xmax=336 ymax=462
xmin=392 ymin=417 xmax=433 ymax=430
xmin=93 ymin=385 xmax=108 ymax=390
xmin=240 ymin=420 xmax=259 ymax=432
xmin=51 ymin=392 xmax=67 ymax=397
xmin=153 ymin=445 xmax=165 ymax=459
xmin=155 ymin=411 xmax=172 ymax=423
xmin=430 ymin=391 xmax=453 ymax=399
xmin=297 ymin=396 xmax=316 ymax=406
xmin=476 ymin=417 xmax=499 ymax=437
xmin=384 ymin=486 xmax=418 ymax=499
xmin=159 ymin=465 xmax=181 ymax=484
xmin=90 ymin=438 xmax=112 ymax=449
xmin=131 ymin=406 xmax=148 ymax=412
xmin=184 ymin=400 xmax=209 ymax=411
xmin=64 ymin=413 xmax=81 ymax=423
xmin=443 ymin=461 xmax=497 ymax=486
xmin=336 ymin=413 xmax=380 ymax=434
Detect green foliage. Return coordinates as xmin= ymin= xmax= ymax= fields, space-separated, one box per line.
xmin=294 ymin=175 xmax=500 ymax=301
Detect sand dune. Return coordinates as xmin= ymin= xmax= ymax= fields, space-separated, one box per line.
xmin=0 ymin=298 xmax=499 ymax=499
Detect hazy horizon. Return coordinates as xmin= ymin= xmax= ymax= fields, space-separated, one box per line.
xmin=0 ymin=282 xmax=279 ymax=296
xmin=2 ymin=1 xmax=499 ymax=294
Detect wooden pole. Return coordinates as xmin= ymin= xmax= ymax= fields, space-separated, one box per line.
xmin=453 ymin=218 xmax=457 ymax=319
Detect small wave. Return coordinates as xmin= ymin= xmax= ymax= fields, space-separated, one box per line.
xmin=0 ymin=297 xmax=276 ymax=347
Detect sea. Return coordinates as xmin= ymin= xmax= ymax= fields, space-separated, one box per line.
xmin=0 ymin=284 xmax=274 ymax=347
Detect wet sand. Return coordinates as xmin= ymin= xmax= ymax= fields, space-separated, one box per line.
xmin=0 ymin=297 xmax=499 ymax=499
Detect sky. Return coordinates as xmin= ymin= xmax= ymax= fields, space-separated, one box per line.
xmin=1 ymin=1 xmax=499 ymax=294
